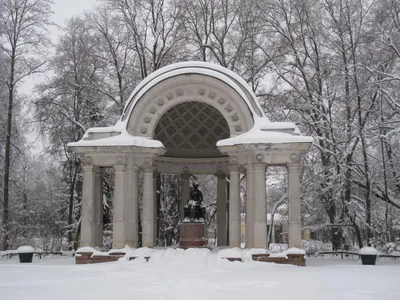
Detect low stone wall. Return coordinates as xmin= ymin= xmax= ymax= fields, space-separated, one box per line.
xmin=75 ymin=251 xmax=124 ymax=264
xmin=252 ymin=253 xmax=306 ymax=266
xmin=75 ymin=248 xmax=305 ymax=266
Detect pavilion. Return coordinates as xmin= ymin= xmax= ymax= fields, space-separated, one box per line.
xmin=68 ymin=61 xmax=313 ymax=250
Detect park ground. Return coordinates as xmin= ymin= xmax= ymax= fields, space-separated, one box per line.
xmin=1 ymin=249 xmax=399 ymax=300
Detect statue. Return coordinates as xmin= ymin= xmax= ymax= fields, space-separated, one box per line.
xmin=183 ymin=183 xmax=206 ymax=221
xmin=190 ymin=183 xmax=203 ymax=204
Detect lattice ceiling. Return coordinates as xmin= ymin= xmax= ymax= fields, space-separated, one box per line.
xmin=154 ymin=102 xmax=230 ymax=158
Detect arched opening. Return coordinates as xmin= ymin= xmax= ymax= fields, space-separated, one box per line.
xmin=152 ymin=101 xmax=231 ymax=246
xmin=154 ymin=101 xmax=230 ymax=158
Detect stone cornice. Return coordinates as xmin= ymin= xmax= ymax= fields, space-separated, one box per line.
xmin=155 ymin=156 xmax=230 ymax=165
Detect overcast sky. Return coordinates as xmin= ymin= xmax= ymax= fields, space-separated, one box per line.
xmin=51 ymin=0 xmax=99 ymax=39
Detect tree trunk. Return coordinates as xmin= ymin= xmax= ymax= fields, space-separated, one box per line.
xmin=73 ymin=219 xmax=81 ymax=250
xmin=2 ymin=54 xmax=15 ymax=251
xmin=67 ymin=158 xmax=79 ymax=250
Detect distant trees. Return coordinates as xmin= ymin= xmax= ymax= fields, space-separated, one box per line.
xmin=257 ymin=0 xmax=400 ymax=248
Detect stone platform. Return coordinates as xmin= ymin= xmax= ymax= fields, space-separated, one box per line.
xmin=179 ymin=222 xmax=208 ymax=248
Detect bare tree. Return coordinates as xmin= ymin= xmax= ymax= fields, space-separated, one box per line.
xmin=87 ymin=6 xmax=139 ymax=116
xmin=0 ymin=0 xmax=52 ymax=250
xmin=105 ymin=0 xmax=187 ymax=78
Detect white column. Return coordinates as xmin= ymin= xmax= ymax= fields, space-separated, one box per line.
xmin=229 ymin=164 xmax=241 ymax=248
xmin=180 ymin=171 xmax=190 ymax=221
xmin=125 ymin=164 xmax=139 ymax=248
xmin=288 ymin=163 xmax=302 ymax=248
xmin=94 ymin=167 xmax=103 ymax=247
xmin=245 ymin=160 xmax=255 ymax=248
xmin=226 ymin=177 xmax=230 ymax=245
xmin=217 ymin=172 xmax=227 ymax=246
xmin=142 ymin=165 xmax=154 ymax=247
xmin=153 ymin=173 xmax=159 ymax=246
xmin=253 ymin=163 xmax=267 ymax=248
xmin=81 ymin=163 xmax=95 ymax=247
xmin=113 ymin=164 xmax=126 ymax=249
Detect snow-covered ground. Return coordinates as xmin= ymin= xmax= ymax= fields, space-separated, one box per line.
xmin=1 ymin=248 xmax=399 ymax=300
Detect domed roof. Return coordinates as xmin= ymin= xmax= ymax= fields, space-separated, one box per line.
xmin=120 ymin=61 xmax=265 ymax=123
xmin=68 ymin=61 xmax=313 ymax=151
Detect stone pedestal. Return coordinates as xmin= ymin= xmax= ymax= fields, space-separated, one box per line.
xmin=179 ymin=222 xmax=208 ymax=248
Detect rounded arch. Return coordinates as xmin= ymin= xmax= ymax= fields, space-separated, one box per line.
xmin=126 ymin=74 xmax=254 ymax=138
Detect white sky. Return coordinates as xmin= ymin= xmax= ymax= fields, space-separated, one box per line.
xmin=52 ymin=0 xmax=99 ymax=29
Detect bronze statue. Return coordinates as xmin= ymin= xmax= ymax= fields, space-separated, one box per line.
xmin=190 ymin=183 xmax=203 ymax=204
xmin=183 ymin=183 xmax=206 ymax=221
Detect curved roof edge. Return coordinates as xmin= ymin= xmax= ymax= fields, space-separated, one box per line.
xmin=120 ymin=61 xmax=267 ymax=124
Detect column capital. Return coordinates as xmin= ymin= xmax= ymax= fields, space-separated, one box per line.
xmin=143 ymin=165 xmax=155 ymax=173
xmin=181 ymin=172 xmax=190 ymax=180
xmin=253 ymin=162 xmax=266 ymax=171
xmin=142 ymin=157 xmax=155 ymax=172
xmin=216 ymin=172 xmax=226 ymax=180
xmin=83 ymin=165 xmax=94 ymax=172
xmin=287 ymin=162 xmax=300 ymax=172
xmin=114 ymin=164 xmax=126 ymax=173
xmin=228 ymin=164 xmax=240 ymax=173
xmin=84 ymin=156 xmax=93 ymax=166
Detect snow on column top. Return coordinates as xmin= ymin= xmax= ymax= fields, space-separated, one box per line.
xmin=68 ymin=129 xmax=164 ymax=148
xmin=76 ymin=246 xmax=96 ymax=253
xmin=17 ymin=246 xmax=35 ymax=253
xmin=359 ymin=247 xmax=379 ymax=255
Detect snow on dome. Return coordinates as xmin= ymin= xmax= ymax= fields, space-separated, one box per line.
xmin=217 ymin=127 xmax=314 ymax=147
xmin=17 ymin=246 xmax=35 ymax=253
xmin=359 ymin=247 xmax=378 ymax=255
xmin=258 ymin=119 xmax=297 ymax=131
